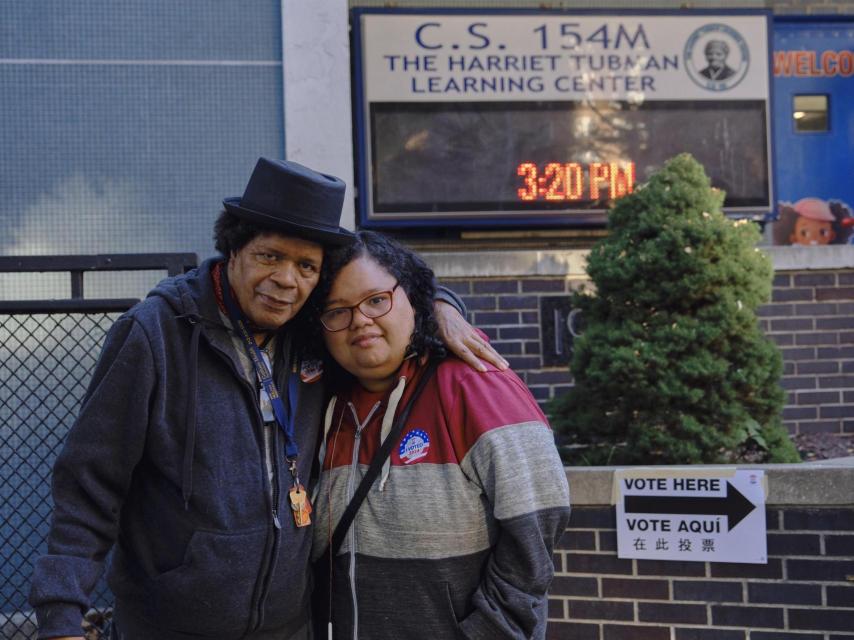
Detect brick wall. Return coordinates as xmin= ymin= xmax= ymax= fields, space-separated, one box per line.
xmin=431 ymin=253 xmax=854 ymax=437
xmin=763 ymin=270 xmax=854 ymax=437
xmin=441 ymin=276 xmax=579 ymax=405
xmin=546 ymin=466 xmax=854 ymax=639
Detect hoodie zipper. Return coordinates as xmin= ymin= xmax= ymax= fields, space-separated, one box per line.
xmin=252 ymin=343 xmax=296 ymax=632
xmin=344 ymin=401 xmax=382 ymax=640
xmin=208 ymin=342 xmax=283 ymax=635
xmin=347 ymin=426 xmax=362 ymax=640
xmin=180 ymin=281 xmax=289 ymax=636
xmin=264 ymin=422 xmax=283 ymax=530
xmin=252 ymin=420 xmax=283 ymax=632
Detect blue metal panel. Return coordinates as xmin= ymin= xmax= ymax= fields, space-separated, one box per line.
xmin=0 ymin=0 xmax=281 ymax=60
xmin=0 ymin=64 xmax=284 ymax=261
xmin=771 ymin=18 xmax=854 ymax=245
xmin=0 ymin=1 xmax=284 ymax=264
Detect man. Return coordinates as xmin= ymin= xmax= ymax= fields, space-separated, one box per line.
xmin=699 ymin=39 xmax=736 ymax=81
xmin=29 ymin=158 xmax=506 ymax=639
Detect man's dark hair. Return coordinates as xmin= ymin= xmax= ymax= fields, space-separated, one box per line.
xmin=308 ymin=230 xmax=445 ymax=386
xmin=213 ymin=210 xmax=270 ymax=257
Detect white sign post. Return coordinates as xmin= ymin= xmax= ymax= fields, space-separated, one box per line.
xmin=614 ymin=469 xmax=767 ymax=564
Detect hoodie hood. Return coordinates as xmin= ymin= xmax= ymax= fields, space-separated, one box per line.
xmin=145 ymin=257 xmax=236 ymax=509
xmin=147 ymin=257 xmax=227 ymax=326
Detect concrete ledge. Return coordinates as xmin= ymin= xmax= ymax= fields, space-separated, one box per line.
xmin=423 ymin=246 xmax=854 ymax=279
xmin=567 ymin=459 xmax=854 ymax=506
xmin=422 ymin=250 xmax=589 ymax=279
xmin=765 ymin=245 xmax=854 ymax=270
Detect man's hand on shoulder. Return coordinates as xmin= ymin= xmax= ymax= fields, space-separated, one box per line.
xmin=433 ymin=300 xmax=508 ymax=372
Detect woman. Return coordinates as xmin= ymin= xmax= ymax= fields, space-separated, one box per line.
xmin=310 ymin=231 xmax=570 ymax=640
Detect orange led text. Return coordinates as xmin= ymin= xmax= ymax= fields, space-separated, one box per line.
xmin=517 ymin=161 xmax=635 ymax=203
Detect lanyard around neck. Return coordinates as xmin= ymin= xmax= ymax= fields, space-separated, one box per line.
xmin=220 ymin=266 xmax=299 ymax=461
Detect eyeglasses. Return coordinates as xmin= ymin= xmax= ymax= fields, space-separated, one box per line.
xmin=320 ymin=283 xmax=400 ymax=332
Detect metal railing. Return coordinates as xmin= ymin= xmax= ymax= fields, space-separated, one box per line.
xmin=0 ymin=254 xmax=197 ymax=639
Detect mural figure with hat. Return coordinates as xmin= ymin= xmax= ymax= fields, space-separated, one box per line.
xmin=773 ymin=197 xmax=854 ymax=246
xmin=29 ymin=158 xmax=507 ymax=640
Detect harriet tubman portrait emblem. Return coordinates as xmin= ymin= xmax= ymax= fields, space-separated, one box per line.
xmin=685 ymin=23 xmax=750 ymax=91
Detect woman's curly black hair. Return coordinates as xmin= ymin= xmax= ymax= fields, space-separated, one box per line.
xmin=306 ymin=230 xmax=445 ymax=388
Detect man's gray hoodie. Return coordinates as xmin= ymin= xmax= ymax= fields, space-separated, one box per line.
xmin=29 ymin=258 xmax=326 ymax=639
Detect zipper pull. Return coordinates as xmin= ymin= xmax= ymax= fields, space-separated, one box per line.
xmin=272 ymin=508 xmax=282 ymax=529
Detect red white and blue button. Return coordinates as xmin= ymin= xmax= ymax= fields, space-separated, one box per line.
xmin=399 ymin=429 xmax=430 ymax=464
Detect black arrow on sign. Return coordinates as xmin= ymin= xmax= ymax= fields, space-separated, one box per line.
xmin=624 ymin=481 xmax=756 ymax=531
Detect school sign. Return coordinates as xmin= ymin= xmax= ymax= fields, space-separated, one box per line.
xmin=351 ymin=9 xmax=774 ymax=227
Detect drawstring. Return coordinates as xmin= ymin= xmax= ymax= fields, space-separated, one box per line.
xmin=173 ymin=311 xmax=231 ymax=509
xmin=181 ymin=317 xmax=203 ymax=510
xmin=378 ymin=377 xmax=407 ymax=492
xmin=312 ymin=396 xmax=338 ymax=503
xmin=315 ymin=374 xmax=408 ymax=501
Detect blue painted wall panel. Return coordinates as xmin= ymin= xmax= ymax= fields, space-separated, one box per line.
xmin=0 ymin=2 xmax=284 ymax=269
xmin=1 ymin=63 xmax=284 ymax=260
xmin=771 ymin=19 xmax=854 ymax=245
xmin=0 ymin=0 xmax=281 ymax=60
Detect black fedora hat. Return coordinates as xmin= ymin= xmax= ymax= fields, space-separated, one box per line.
xmin=223 ymin=158 xmax=354 ymax=246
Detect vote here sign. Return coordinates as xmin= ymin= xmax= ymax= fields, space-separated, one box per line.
xmin=614 ymin=469 xmax=767 ymax=564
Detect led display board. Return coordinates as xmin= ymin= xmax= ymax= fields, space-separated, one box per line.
xmin=352 ymin=10 xmax=774 ymax=228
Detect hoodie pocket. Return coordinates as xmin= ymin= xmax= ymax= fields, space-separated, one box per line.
xmin=442 ymin=582 xmax=469 ymax=639
xmin=149 ymin=528 xmax=267 ymax=635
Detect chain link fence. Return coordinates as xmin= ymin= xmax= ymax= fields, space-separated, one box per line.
xmin=0 ymin=255 xmax=196 ymax=640
xmin=1 ymin=308 xmax=124 ymax=639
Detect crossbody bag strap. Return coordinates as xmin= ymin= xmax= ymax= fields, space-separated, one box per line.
xmin=328 ymin=358 xmax=439 ymax=557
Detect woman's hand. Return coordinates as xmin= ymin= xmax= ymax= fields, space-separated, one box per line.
xmin=433 ymin=300 xmax=508 ymax=372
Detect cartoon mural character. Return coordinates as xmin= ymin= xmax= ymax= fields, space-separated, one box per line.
xmin=699 ymin=40 xmax=736 ymax=81
xmin=773 ymin=197 xmax=854 ymax=246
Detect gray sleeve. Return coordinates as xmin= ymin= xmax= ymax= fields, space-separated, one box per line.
xmin=462 ymin=508 xmax=571 ymax=640
xmin=435 ymin=283 xmax=466 ymax=316
xmin=459 ymin=425 xmax=571 ymax=639
xmin=29 ymin=316 xmax=154 ymax=638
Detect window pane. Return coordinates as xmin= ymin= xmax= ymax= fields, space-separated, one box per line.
xmin=793 ymin=94 xmax=828 ymax=133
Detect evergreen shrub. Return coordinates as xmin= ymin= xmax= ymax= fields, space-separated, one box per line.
xmin=549 ymin=154 xmax=800 ymax=465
